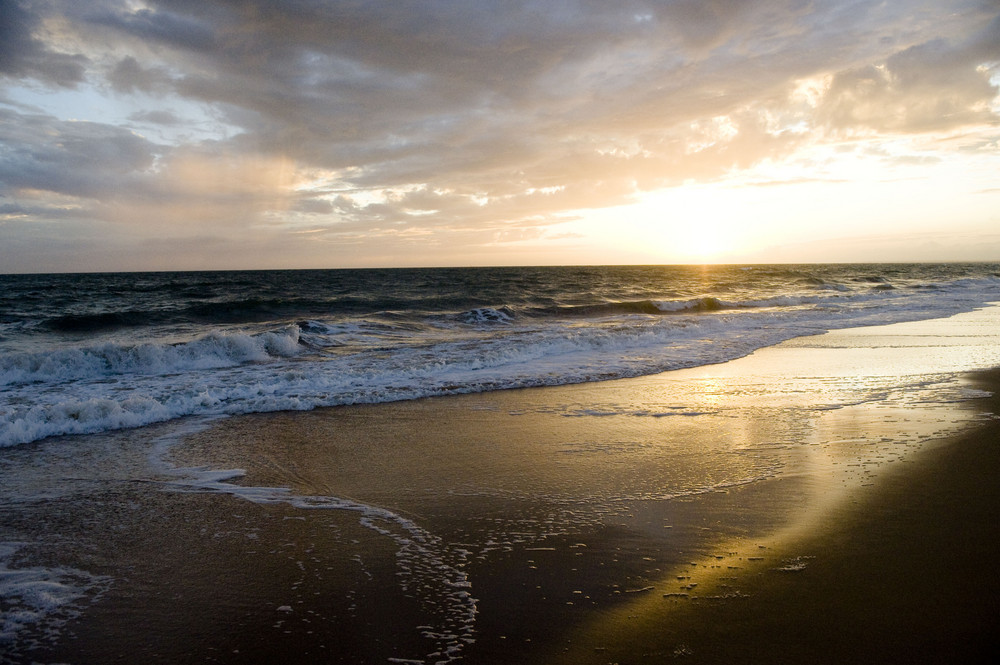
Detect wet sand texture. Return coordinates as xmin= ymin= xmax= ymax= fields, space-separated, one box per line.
xmin=4 ymin=307 xmax=999 ymax=664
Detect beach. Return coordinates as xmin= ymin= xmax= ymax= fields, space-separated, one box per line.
xmin=5 ymin=0 xmax=1000 ymax=659
xmin=3 ymin=304 xmax=1000 ymax=664
xmin=554 ymin=369 xmax=1000 ymax=664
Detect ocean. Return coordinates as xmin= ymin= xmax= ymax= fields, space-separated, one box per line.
xmin=3 ymin=263 xmax=1000 ymax=664
xmin=2 ymin=263 xmax=999 ymax=449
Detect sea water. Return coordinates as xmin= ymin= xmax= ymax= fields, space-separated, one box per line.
xmin=2 ymin=263 xmax=1000 ymax=664
xmin=2 ymin=263 xmax=998 ymax=448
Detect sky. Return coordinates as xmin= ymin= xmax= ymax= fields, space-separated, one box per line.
xmin=1 ymin=0 xmax=999 ymax=272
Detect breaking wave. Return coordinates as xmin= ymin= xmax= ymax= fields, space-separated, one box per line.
xmin=1 ymin=265 xmax=998 ymax=448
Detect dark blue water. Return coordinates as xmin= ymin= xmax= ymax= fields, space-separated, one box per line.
xmin=2 ymin=263 xmax=998 ymax=447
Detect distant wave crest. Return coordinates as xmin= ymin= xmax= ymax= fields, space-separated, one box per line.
xmin=460 ymin=307 xmax=516 ymax=325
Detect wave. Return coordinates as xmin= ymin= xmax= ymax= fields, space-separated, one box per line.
xmin=2 ymin=267 xmax=998 ymax=448
xmin=42 ymin=299 xmax=320 ymax=332
xmin=514 ymin=297 xmax=731 ymax=319
xmin=0 ymin=313 xmax=782 ymax=446
xmin=38 ymin=293 xmax=505 ymax=333
xmin=531 ymin=294 xmax=821 ymax=318
xmin=43 ymin=295 xmax=730 ymax=333
xmin=460 ymin=307 xmax=515 ymax=325
xmin=451 ymin=298 xmax=732 ymax=324
xmin=45 ymin=310 xmax=156 ymax=332
xmin=25 ymin=267 xmax=995 ymax=337
xmin=652 ymin=296 xmax=728 ymax=313
xmin=37 ymin=296 xmax=406 ymax=333
xmin=1 ymin=327 xmax=303 ymax=387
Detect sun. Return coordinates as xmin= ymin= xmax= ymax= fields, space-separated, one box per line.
xmin=632 ymin=186 xmax=753 ymax=263
xmin=560 ymin=185 xmax=754 ymax=264
xmin=672 ymin=218 xmax=738 ymax=262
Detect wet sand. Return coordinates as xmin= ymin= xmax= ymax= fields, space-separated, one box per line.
xmin=553 ymin=370 xmax=1000 ymax=664
xmin=4 ymin=307 xmax=1000 ymax=664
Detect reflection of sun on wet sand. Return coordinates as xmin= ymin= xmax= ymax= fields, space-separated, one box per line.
xmin=552 ymin=370 xmax=1000 ymax=665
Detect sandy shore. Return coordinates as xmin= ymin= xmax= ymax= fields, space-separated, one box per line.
xmin=4 ymin=307 xmax=1000 ymax=664
xmin=552 ymin=370 xmax=1000 ymax=664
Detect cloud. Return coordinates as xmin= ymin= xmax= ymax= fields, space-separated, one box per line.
xmin=0 ymin=107 xmax=298 ymax=233
xmin=819 ymin=18 xmax=1000 ymax=133
xmin=0 ymin=108 xmax=159 ymax=199
xmin=2 ymin=0 xmax=999 ymax=269
xmin=0 ymin=0 xmax=87 ymax=86
xmin=108 ymin=56 xmax=173 ymax=94
xmin=128 ymin=109 xmax=183 ymax=125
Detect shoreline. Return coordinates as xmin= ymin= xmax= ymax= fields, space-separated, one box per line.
xmin=3 ymin=307 xmax=1000 ymax=664
xmin=551 ymin=369 xmax=1000 ymax=664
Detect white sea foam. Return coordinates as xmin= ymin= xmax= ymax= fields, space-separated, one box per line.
xmin=148 ymin=430 xmax=477 ymax=665
xmin=0 ymin=273 xmax=998 ymax=448
xmin=0 ymin=542 xmax=111 ymax=656
xmin=0 ymin=326 xmax=302 ymax=387
xmin=460 ymin=307 xmax=515 ymax=324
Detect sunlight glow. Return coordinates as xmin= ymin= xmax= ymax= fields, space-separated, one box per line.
xmin=562 ymin=185 xmax=750 ymax=264
xmin=562 ymin=140 xmax=1000 ymax=265
xmin=642 ymin=188 xmax=747 ymax=261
